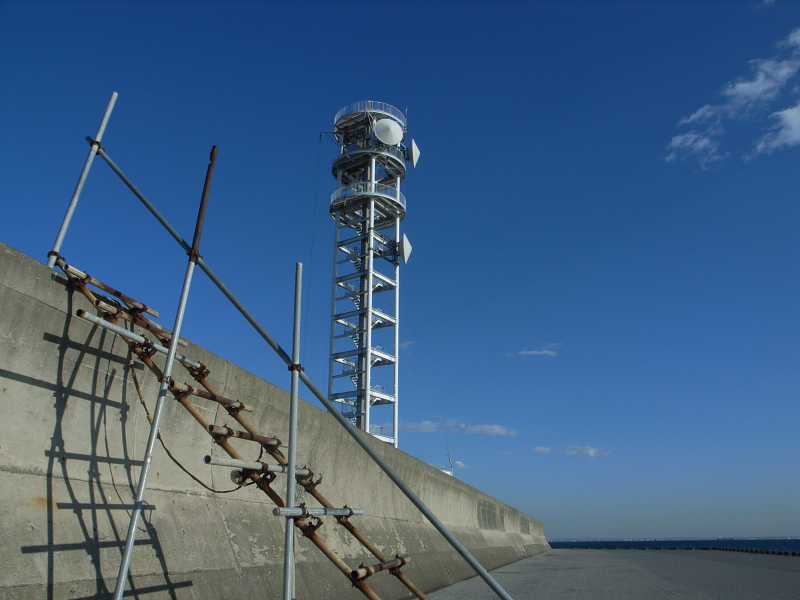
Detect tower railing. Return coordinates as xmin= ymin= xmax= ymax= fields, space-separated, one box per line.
xmin=333 ymin=142 xmax=406 ymax=164
xmin=334 ymin=101 xmax=406 ymax=126
xmin=330 ymin=183 xmax=406 ymax=209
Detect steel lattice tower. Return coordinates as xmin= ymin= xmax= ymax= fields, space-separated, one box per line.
xmin=327 ymin=101 xmax=418 ymax=448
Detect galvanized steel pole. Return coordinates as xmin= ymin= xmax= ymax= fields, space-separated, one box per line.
xmin=95 ymin=149 xmax=515 ymax=600
xmin=283 ymin=263 xmax=302 ymax=600
xmin=47 ymin=92 xmax=118 ymax=267
xmin=75 ymin=310 xmax=201 ymax=369
xmin=112 ymin=146 xmax=217 ymax=600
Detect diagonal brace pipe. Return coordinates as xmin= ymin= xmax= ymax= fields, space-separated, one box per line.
xmin=95 ymin=146 xmax=515 ymax=600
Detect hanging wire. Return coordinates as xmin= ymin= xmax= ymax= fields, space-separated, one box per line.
xmin=128 ymin=352 xmax=254 ymax=494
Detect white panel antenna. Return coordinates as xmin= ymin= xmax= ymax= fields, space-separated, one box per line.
xmin=408 ymin=139 xmax=420 ymax=168
xmin=399 ymin=234 xmax=412 ymax=263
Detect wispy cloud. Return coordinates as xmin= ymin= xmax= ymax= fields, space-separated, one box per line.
xmin=753 ymin=102 xmax=800 ymax=154
xmin=399 ymin=419 xmax=516 ymax=436
xmin=666 ymin=131 xmax=725 ymax=166
xmin=508 ymin=343 xmax=562 ymax=357
xmin=454 ymin=460 xmax=470 ymax=469
xmin=399 ymin=420 xmax=440 ymax=433
xmin=399 ymin=340 xmax=416 ymax=350
xmin=667 ymin=27 xmax=800 ymax=165
xmin=462 ymin=424 xmax=517 ymax=437
xmin=564 ymin=445 xmax=610 ymax=458
xmin=500 ymin=445 xmax=610 ymax=458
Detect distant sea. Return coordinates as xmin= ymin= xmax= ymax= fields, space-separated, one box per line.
xmin=548 ymin=538 xmax=800 ymax=553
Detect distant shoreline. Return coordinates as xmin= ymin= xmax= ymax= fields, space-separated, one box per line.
xmin=548 ymin=537 xmax=800 ymax=554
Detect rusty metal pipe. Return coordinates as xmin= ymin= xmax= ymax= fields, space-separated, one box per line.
xmin=184 ymin=344 xmax=427 ymax=600
xmin=351 ymin=556 xmax=410 ymax=581
xmin=74 ymin=281 xmax=99 ymax=305
xmin=207 ymin=424 xmax=278 ymax=446
xmin=292 ymin=522 xmax=382 ymax=600
xmin=114 ymin=145 xmax=214 ymax=600
xmin=296 ymin=475 xmax=430 ymax=599
xmin=94 ymin=299 xmax=186 ymax=346
xmin=59 ymin=259 xmax=159 ymax=317
xmin=129 ymin=348 xmax=286 ymax=507
xmin=168 ymin=381 xmax=253 ymax=412
xmin=77 ymin=310 xmax=200 ymax=368
xmin=190 ymin=146 xmax=217 ymax=261
xmin=273 ymin=507 xmax=364 ymax=517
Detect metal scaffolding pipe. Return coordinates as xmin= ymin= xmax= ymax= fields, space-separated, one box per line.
xmin=76 ymin=310 xmax=200 ymax=369
xmin=95 ymin=148 xmax=515 ymax=600
xmin=47 ymin=92 xmax=118 ymax=267
xmin=168 ymin=381 xmax=253 ymax=412
xmin=273 ymin=507 xmax=364 ymax=517
xmin=93 ymin=299 xmax=181 ymax=344
xmin=284 ymin=262 xmax=302 ymax=600
xmin=203 ymin=454 xmax=310 ymax=477
xmin=59 ymin=259 xmax=159 ymax=317
xmin=113 ymin=146 xmax=217 ymax=600
xmin=207 ymin=424 xmax=278 ymax=445
xmin=351 ymin=555 xmax=410 ymax=581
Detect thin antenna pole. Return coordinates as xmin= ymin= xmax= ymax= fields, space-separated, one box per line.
xmin=47 ymin=92 xmax=118 ymax=267
xmin=283 ymin=263 xmax=302 ymax=600
xmin=112 ymin=146 xmax=217 ymax=600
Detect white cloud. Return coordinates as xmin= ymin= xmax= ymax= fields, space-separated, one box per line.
xmin=754 ymin=101 xmax=800 ymax=153
xmin=564 ymin=445 xmax=610 ymax=458
xmin=665 ymin=132 xmax=724 ymax=165
xmin=667 ymin=27 xmax=800 ymax=164
xmin=399 ymin=420 xmax=440 ymax=433
xmin=786 ymin=27 xmax=800 ymax=49
xmin=454 ymin=460 xmax=470 ymax=469
xmin=509 ymin=343 xmax=562 ymax=357
xmin=463 ymin=424 xmax=517 ymax=436
xmin=399 ymin=340 xmax=416 ymax=350
xmin=723 ymin=58 xmax=799 ymax=106
xmin=532 ymin=445 xmax=610 ymax=458
xmin=499 ymin=449 xmax=530 ymax=455
xmin=400 ymin=418 xmax=516 ymax=437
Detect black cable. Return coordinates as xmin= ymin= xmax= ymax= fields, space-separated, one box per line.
xmin=128 ymin=353 xmax=254 ymax=494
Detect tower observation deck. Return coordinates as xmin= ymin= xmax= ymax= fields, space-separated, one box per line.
xmin=328 ymin=101 xmax=418 ymax=448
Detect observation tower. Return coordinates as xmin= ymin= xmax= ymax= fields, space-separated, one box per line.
xmin=327 ymin=101 xmax=419 ymax=447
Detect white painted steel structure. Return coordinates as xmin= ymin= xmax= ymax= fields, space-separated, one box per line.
xmin=328 ymin=101 xmax=414 ymax=448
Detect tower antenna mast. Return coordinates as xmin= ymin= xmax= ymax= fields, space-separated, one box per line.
xmin=327 ymin=101 xmax=418 ymax=448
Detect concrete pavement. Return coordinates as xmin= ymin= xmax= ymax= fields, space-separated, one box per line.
xmin=429 ymin=549 xmax=800 ymax=600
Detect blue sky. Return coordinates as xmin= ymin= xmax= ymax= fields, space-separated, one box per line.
xmin=1 ymin=1 xmax=798 ymax=540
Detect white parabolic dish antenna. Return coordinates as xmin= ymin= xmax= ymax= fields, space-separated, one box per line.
xmin=374 ymin=118 xmax=403 ymax=145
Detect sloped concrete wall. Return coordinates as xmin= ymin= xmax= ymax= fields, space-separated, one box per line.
xmin=0 ymin=241 xmax=549 ymax=600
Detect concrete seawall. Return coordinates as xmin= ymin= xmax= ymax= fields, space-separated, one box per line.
xmin=0 ymin=241 xmax=548 ymax=599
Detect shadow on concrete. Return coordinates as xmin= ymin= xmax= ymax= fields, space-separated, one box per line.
xmin=20 ymin=288 xmax=193 ymax=599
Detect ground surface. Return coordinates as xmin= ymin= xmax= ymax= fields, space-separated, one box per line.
xmin=428 ymin=549 xmax=800 ymax=600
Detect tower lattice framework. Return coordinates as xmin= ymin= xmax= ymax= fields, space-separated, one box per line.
xmin=327 ymin=101 xmax=414 ymax=448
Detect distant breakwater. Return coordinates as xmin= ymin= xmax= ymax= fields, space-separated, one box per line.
xmin=549 ymin=538 xmax=800 ymax=555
